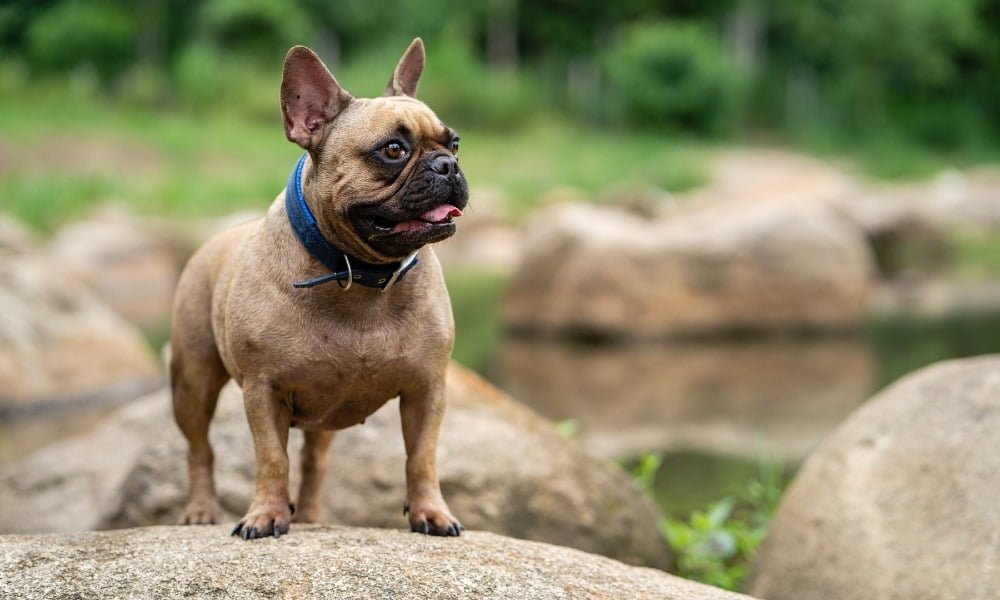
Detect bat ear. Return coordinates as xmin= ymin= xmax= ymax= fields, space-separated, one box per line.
xmin=384 ymin=38 xmax=425 ymax=97
xmin=280 ymin=45 xmax=353 ymax=150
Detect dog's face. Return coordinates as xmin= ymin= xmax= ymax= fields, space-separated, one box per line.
xmin=280 ymin=39 xmax=468 ymax=262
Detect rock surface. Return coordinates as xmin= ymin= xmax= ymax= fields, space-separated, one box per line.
xmin=0 ymin=525 xmax=751 ymax=600
xmin=49 ymin=208 xmax=180 ymax=329
xmin=0 ymin=213 xmax=39 ymax=255
xmin=495 ymin=336 xmax=875 ymax=461
xmin=0 ymin=363 xmax=669 ymax=569
xmin=503 ymin=201 xmax=875 ymax=339
xmin=746 ymin=355 xmax=1000 ymax=600
xmin=0 ymin=252 xmax=161 ymax=412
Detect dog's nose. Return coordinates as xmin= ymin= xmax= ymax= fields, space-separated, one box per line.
xmin=430 ymin=154 xmax=457 ymax=176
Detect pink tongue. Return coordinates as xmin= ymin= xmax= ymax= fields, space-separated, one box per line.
xmin=390 ymin=205 xmax=463 ymax=233
xmin=420 ymin=204 xmax=463 ymax=223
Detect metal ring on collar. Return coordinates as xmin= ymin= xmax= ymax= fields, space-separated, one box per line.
xmin=381 ymin=250 xmax=418 ymax=292
xmin=337 ymin=255 xmax=353 ymax=291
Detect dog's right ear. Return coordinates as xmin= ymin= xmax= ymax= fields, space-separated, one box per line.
xmin=280 ymin=46 xmax=353 ymax=150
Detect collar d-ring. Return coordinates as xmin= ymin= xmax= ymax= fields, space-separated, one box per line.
xmin=337 ymin=254 xmax=353 ymax=291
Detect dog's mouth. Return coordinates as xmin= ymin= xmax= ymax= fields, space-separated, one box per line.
xmin=349 ymin=199 xmax=465 ymax=257
xmin=366 ymin=204 xmax=463 ymax=236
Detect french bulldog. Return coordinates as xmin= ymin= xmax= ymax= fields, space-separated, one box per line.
xmin=170 ymin=38 xmax=468 ymax=540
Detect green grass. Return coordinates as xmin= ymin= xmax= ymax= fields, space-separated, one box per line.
xmin=949 ymin=230 xmax=1000 ymax=278
xmin=0 ymin=87 xmax=709 ymax=232
xmin=791 ymin=126 xmax=1000 ymax=181
xmin=446 ymin=271 xmax=509 ymax=372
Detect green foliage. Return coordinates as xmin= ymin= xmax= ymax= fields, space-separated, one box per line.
xmin=660 ymin=458 xmax=784 ymax=591
xmin=630 ymin=451 xmax=663 ymax=493
xmin=949 ymin=229 xmax=1000 ymax=279
xmin=554 ymin=419 xmax=579 ymax=438
xmin=25 ymin=1 xmax=136 ymax=81
xmin=0 ymin=173 xmax=114 ymax=232
xmin=444 ymin=271 xmax=509 ymax=373
xmin=172 ymin=42 xmax=278 ymax=120
xmin=2 ymin=0 xmax=996 ymax=160
xmin=198 ymin=0 xmax=312 ymax=63
xmin=604 ymin=22 xmax=745 ymax=133
xmin=763 ymin=0 xmax=996 ymax=147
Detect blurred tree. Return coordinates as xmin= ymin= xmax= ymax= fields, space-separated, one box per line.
xmin=603 ymin=21 xmax=745 ymax=133
xmin=197 ymin=0 xmax=312 ymax=65
xmin=0 ymin=0 xmax=994 ymax=146
xmin=25 ymin=0 xmax=137 ymax=81
xmin=763 ymin=0 xmax=993 ymax=144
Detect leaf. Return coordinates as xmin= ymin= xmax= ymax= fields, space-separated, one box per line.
xmin=707 ymin=497 xmax=735 ymax=528
xmin=554 ymin=419 xmax=578 ymax=438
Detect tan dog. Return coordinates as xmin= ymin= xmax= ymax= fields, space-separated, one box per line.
xmin=170 ymin=38 xmax=467 ymax=540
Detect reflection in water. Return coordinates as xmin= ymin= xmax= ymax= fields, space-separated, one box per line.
xmin=493 ymin=336 xmax=877 ymax=463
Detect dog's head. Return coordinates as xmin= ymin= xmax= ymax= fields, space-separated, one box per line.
xmin=280 ymin=38 xmax=468 ymax=262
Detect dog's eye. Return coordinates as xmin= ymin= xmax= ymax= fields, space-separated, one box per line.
xmin=450 ymin=139 xmax=460 ymax=154
xmin=382 ymin=142 xmax=407 ymax=161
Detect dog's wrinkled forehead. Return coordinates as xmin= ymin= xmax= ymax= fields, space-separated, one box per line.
xmin=334 ymin=96 xmax=446 ymax=150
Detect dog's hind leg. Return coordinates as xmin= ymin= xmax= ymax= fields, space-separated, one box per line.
xmin=171 ymin=266 xmax=230 ymax=525
xmin=294 ymin=429 xmax=335 ymax=523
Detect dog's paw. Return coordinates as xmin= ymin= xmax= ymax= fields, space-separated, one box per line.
xmin=179 ymin=499 xmax=222 ymax=525
xmin=405 ymin=502 xmax=464 ymax=537
xmin=230 ymin=501 xmax=293 ymax=540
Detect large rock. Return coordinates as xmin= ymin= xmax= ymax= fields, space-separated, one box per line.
xmin=49 ymin=207 xmax=181 ymax=329
xmin=0 ymin=363 xmax=669 ymax=569
xmin=503 ymin=201 xmax=876 ymax=339
xmin=494 ymin=336 xmax=876 ymax=462
xmin=0 ymin=526 xmax=751 ymax=600
xmin=0 ymin=253 xmax=161 ymax=413
xmin=746 ymin=356 xmax=1000 ymax=600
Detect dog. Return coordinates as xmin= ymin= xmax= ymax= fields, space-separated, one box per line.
xmin=170 ymin=38 xmax=468 ymax=540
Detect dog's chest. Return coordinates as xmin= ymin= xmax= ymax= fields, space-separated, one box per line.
xmin=279 ymin=328 xmax=423 ymax=430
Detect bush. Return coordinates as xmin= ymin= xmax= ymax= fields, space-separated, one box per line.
xmin=25 ymin=1 xmax=136 ymax=82
xmin=172 ymin=42 xmax=277 ymax=121
xmin=603 ymin=22 xmax=745 ymax=134
xmin=658 ymin=458 xmax=784 ymax=591
xmin=198 ymin=0 xmax=312 ymax=63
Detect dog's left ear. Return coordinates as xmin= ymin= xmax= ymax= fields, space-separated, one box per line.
xmin=384 ymin=38 xmax=425 ymax=97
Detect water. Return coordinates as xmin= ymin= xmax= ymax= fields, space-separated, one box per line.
xmin=488 ymin=310 xmax=1000 ymax=514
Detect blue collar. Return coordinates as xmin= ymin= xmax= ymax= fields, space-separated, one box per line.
xmin=285 ymin=154 xmax=419 ymax=290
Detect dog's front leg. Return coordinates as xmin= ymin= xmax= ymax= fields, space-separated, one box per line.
xmin=232 ymin=380 xmax=293 ymax=540
xmin=400 ymin=381 xmax=463 ymax=536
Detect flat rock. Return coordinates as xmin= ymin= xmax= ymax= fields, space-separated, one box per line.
xmin=746 ymin=355 xmax=1000 ymax=600
xmin=0 ymin=525 xmax=752 ymax=600
xmin=0 ymin=363 xmax=669 ymax=569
